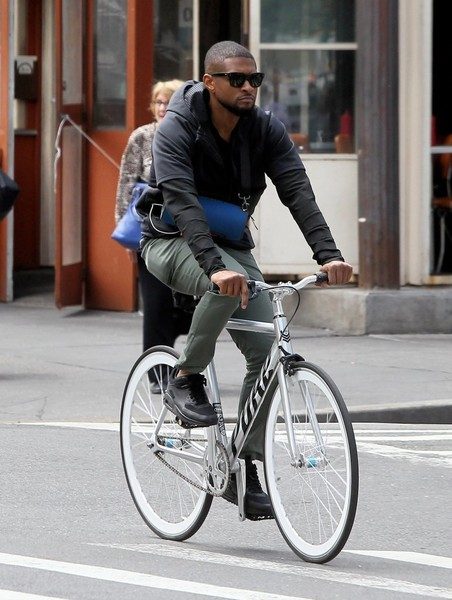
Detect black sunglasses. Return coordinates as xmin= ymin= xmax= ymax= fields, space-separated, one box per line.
xmin=209 ymin=72 xmax=265 ymax=88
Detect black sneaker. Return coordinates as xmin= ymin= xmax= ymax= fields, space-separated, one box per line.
xmin=163 ymin=371 xmax=218 ymax=428
xmin=222 ymin=458 xmax=274 ymax=520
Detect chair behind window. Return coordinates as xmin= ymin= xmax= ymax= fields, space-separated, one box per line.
xmin=334 ymin=133 xmax=354 ymax=154
xmin=290 ymin=133 xmax=310 ymax=152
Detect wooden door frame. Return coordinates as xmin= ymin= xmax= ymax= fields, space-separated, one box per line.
xmin=0 ymin=2 xmax=14 ymax=301
xmin=54 ymin=0 xmax=86 ymax=308
xmin=83 ymin=0 xmax=153 ymax=311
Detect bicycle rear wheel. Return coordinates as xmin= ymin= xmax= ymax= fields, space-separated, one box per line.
xmin=264 ymin=361 xmax=358 ymax=563
xmin=120 ymin=346 xmax=212 ymax=541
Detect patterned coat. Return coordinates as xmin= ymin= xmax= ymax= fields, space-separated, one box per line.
xmin=115 ymin=122 xmax=158 ymax=224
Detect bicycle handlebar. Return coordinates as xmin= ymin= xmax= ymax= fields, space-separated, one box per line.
xmin=247 ymin=272 xmax=327 ymax=297
xmin=209 ymin=272 xmax=328 ymax=297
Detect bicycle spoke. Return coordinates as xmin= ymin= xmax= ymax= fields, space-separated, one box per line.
xmin=265 ymin=362 xmax=358 ymax=562
xmin=120 ymin=348 xmax=212 ymax=540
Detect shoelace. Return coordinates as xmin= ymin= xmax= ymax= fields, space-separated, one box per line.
xmin=187 ymin=374 xmax=208 ymax=405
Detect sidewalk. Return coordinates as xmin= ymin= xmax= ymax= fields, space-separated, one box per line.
xmin=1 ymin=296 xmax=451 ymax=424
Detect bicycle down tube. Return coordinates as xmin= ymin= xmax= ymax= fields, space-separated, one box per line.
xmin=226 ymin=290 xmax=300 ymax=467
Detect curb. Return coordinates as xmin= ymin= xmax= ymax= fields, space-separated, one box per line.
xmin=349 ymin=401 xmax=452 ymax=425
xmin=221 ymin=400 xmax=452 ymax=425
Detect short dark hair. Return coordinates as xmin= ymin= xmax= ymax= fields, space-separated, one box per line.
xmin=204 ymin=41 xmax=255 ymax=73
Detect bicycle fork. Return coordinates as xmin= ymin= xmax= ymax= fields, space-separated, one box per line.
xmin=272 ymin=293 xmax=327 ymax=465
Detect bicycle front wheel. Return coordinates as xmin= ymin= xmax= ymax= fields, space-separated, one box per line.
xmin=120 ymin=346 xmax=212 ymax=541
xmin=264 ymin=361 xmax=358 ymax=563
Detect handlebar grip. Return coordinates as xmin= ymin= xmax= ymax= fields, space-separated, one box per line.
xmin=247 ymin=280 xmax=258 ymax=300
xmin=208 ymin=280 xmax=258 ymax=299
xmin=315 ymin=272 xmax=329 ymax=284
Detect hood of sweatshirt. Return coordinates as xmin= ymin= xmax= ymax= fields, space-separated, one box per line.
xmin=165 ymin=80 xmax=211 ymax=127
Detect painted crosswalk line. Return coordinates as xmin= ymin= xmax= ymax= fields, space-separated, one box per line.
xmin=0 ymin=552 xmax=312 ymax=600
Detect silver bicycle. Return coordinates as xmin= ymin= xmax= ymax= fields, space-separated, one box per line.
xmin=120 ymin=273 xmax=359 ymax=563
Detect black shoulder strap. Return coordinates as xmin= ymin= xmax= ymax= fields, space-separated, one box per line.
xmin=238 ymin=129 xmax=251 ymax=210
xmin=238 ymin=110 xmax=270 ymax=206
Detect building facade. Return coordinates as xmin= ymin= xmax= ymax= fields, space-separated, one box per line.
xmin=0 ymin=1 xmax=451 ymax=330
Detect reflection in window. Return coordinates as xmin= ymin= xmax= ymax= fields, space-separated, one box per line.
xmin=93 ymin=0 xmax=127 ymax=129
xmin=260 ymin=50 xmax=354 ymax=152
xmin=153 ymin=0 xmax=194 ymax=81
xmin=261 ymin=0 xmax=354 ymax=43
xmin=258 ymin=0 xmax=355 ymax=153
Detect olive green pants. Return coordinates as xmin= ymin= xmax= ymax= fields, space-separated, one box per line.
xmin=141 ymin=237 xmax=274 ymax=461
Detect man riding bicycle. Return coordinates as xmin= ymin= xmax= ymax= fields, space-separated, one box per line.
xmin=139 ymin=41 xmax=352 ymax=519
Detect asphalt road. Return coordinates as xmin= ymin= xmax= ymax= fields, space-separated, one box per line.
xmin=0 ymin=300 xmax=451 ymax=598
xmin=0 ymin=422 xmax=450 ymax=599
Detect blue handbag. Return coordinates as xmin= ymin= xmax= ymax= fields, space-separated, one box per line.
xmin=0 ymin=169 xmax=20 ymax=221
xmin=161 ymin=196 xmax=248 ymax=242
xmin=111 ymin=183 xmax=148 ymax=250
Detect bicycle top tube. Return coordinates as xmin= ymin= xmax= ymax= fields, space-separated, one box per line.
xmin=223 ymin=272 xmax=327 ymax=333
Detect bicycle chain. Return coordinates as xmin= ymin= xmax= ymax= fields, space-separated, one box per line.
xmin=155 ymin=436 xmax=230 ymax=497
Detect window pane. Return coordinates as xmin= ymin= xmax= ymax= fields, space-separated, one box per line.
xmin=260 ymin=50 xmax=355 ymax=153
xmin=153 ymin=0 xmax=194 ymax=81
xmin=93 ymin=0 xmax=127 ymax=129
xmin=62 ymin=0 xmax=83 ymax=105
xmin=261 ymin=0 xmax=354 ymax=43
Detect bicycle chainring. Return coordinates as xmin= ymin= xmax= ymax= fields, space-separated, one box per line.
xmin=155 ymin=436 xmax=230 ymax=497
xmin=203 ymin=441 xmax=230 ymax=496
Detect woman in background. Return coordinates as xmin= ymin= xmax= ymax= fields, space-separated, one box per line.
xmin=115 ymin=79 xmax=191 ymax=388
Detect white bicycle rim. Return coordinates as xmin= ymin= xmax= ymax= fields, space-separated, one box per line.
xmin=120 ymin=348 xmax=211 ymax=540
xmin=265 ymin=363 xmax=358 ymax=562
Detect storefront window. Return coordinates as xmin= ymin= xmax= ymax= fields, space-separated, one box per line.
xmin=260 ymin=50 xmax=355 ymax=153
xmin=261 ymin=0 xmax=354 ymax=43
xmin=258 ymin=0 xmax=356 ymax=154
xmin=92 ymin=0 xmax=126 ymax=129
xmin=153 ymin=0 xmax=194 ymax=82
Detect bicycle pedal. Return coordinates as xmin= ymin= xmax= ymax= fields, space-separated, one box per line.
xmin=246 ymin=513 xmax=275 ymax=521
xmin=175 ymin=416 xmax=192 ymax=428
xmin=175 ymin=416 xmax=202 ymax=429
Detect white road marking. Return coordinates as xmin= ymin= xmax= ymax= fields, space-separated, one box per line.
xmin=6 ymin=422 xmax=452 ymax=430
xmin=10 ymin=422 xmax=120 ymax=431
xmin=9 ymin=422 xmax=452 ymax=464
xmin=0 ymin=592 xmax=67 ymax=600
xmin=357 ymin=441 xmax=452 ymax=466
xmin=93 ymin=542 xmax=452 ymax=599
xmin=0 ymin=552 xmax=311 ymax=600
xmin=8 ymin=422 xmax=452 ymax=438
xmin=353 ymin=429 xmax=452 ymax=434
xmin=345 ymin=550 xmax=452 ymax=569
xmin=356 ymin=435 xmax=452 ymax=442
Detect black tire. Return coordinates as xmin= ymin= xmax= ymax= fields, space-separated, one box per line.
xmin=120 ymin=346 xmax=212 ymax=541
xmin=264 ymin=361 xmax=359 ymax=563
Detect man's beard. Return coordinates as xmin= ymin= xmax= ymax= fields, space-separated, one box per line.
xmin=217 ymin=96 xmax=255 ymax=116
